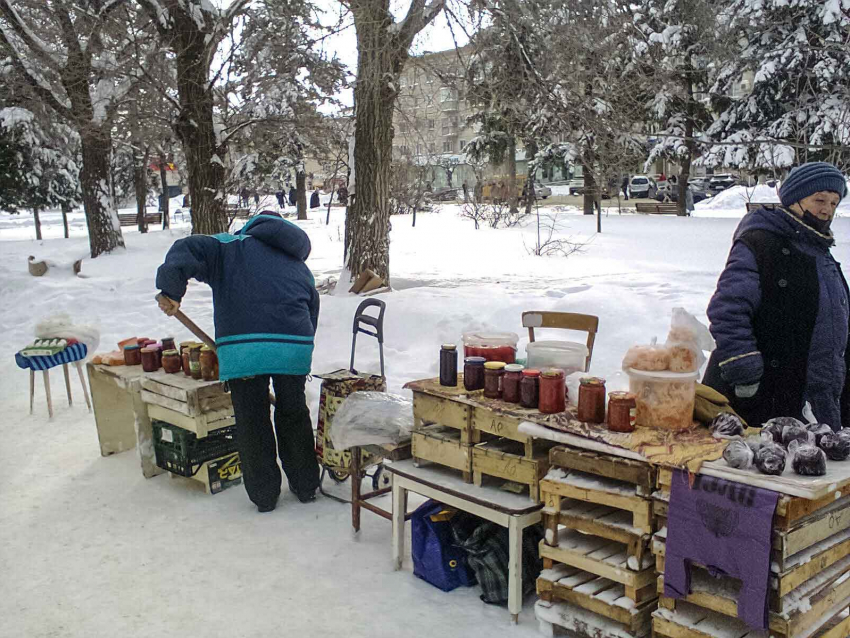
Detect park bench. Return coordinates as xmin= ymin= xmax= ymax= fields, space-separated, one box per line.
xmin=118 ymin=212 xmax=163 ymax=227
xmin=635 ymin=202 xmax=679 ymax=215
xmin=745 ymin=202 xmax=778 ymax=212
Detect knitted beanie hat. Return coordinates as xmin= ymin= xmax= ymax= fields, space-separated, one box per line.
xmin=779 ymin=162 xmax=847 ymax=207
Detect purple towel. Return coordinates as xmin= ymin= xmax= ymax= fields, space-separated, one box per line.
xmin=664 ymin=469 xmax=778 ymax=629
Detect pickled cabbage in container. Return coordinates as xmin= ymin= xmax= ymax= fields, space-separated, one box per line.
xmin=627 ymin=368 xmax=699 ymax=431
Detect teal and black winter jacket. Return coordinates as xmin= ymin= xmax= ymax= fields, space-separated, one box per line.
xmin=156 ymin=215 xmax=320 ymax=381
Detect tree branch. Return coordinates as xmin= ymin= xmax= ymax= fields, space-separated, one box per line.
xmin=396 ymin=0 xmax=445 ymax=51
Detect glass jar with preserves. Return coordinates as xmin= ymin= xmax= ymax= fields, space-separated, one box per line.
xmin=161 ymin=337 xmax=176 ymax=352
xmin=181 ymin=346 xmax=192 ymax=376
xmin=607 ymin=391 xmax=637 ymax=433
xmin=520 ymin=369 xmax=540 ymax=409
xmin=123 ymin=344 xmax=142 ymax=366
xmin=189 ymin=344 xmax=203 ymax=380
xmin=483 ymin=361 xmax=506 ymax=399
xmin=141 ymin=346 xmax=159 ymax=372
xmin=162 ymin=349 xmax=182 ymax=374
xmin=200 ymin=346 xmax=218 ymax=381
xmin=539 ymin=368 xmax=566 ymax=414
xmin=502 ymin=364 xmax=524 ymax=403
xmin=440 ymin=344 xmax=458 ymax=386
xmin=577 ymin=377 xmax=607 ymax=423
xmin=463 ymin=356 xmax=486 ymax=391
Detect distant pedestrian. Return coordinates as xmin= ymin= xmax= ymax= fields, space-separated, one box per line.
xmin=337 ymin=185 xmax=349 ymax=206
xmin=239 ymin=188 xmax=249 ymax=207
xmin=685 ymin=185 xmax=695 ymax=215
xmin=621 ymin=177 xmax=630 ymax=201
xmin=275 ymin=190 xmax=285 ymax=208
xmin=288 ymin=187 xmax=297 ymax=207
xmin=462 ymin=181 xmax=469 ymax=203
xmin=253 ymin=191 xmax=260 ymax=205
xmin=310 ymin=188 xmax=320 ymax=209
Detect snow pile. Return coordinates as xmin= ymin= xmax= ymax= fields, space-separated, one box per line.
xmin=696 ymin=184 xmax=781 ymax=211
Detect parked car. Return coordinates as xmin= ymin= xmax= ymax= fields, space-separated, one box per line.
xmin=535 ymin=184 xmax=552 ymax=199
xmin=569 ymin=177 xmax=584 ymax=195
xmin=707 ymin=174 xmax=739 ymax=195
xmin=629 ymin=175 xmax=657 ymax=199
xmin=654 ymin=182 xmax=711 ymax=204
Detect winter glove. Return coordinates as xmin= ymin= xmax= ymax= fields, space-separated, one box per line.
xmin=734 ymin=382 xmax=760 ymax=399
xmin=694 ymin=383 xmax=745 ymax=426
xmin=157 ymin=294 xmax=181 ymax=317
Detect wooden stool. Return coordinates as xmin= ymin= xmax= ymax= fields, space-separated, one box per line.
xmin=16 ymin=343 xmax=92 ymax=419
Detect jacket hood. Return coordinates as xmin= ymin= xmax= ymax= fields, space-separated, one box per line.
xmin=236 ymin=215 xmax=312 ymax=261
xmin=733 ymin=205 xmax=834 ymax=250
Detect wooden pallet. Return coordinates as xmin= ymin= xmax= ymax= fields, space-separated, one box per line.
xmin=536 ymin=598 xmax=651 ymax=638
xmin=472 ymin=437 xmax=552 ymax=500
xmin=653 ymin=598 xmax=850 ymax=638
xmin=412 ymin=424 xmax=474 ymax=480
xmin=550 ymin=446 xmax=656 ymax=495
xmin=653 ymin=528 xmax=850 ymax=621
xmin=412 ymin=391 xmax=474 ymax=434
xmin=541 ymin=469 xmax=653 ymax=535
xmin=141 ymin=371 xmax=234 ymax=438
xmin=538 ymin=563 xmax=655 ymax=636
xmin=540 ymin=527 xmax=656 ymax=602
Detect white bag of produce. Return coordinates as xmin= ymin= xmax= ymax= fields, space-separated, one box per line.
xmin=330 ymin=391 xmax=414 ymax=450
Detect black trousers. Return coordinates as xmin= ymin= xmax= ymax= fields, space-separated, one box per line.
xmin=229 ymin=374 xmax=320 ymax=507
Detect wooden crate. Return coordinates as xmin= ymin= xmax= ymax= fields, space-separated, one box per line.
xmin=539 ymin=528 xmax=656 ymax=602
xmin=550 ymin=447 xmax=656 ymax=496
xmin=472 ymin=437 xmax=552 ymax=501
xmin=412 ymin=391 xmax=473 ymax=434
xmin=537 ymin=563 xmax=655 ymax=636
xmin=653 ymin=599 xmax=850 ymax=638
xmin=536 ymin=597 xmax=651 ymax=638
xmin=540 ymin=470 xmax=653 ymax=535
xmin=141 ymin=371 xmax=234 ymax=438
xmin=412 ymin=424 xmax=474 ymax=480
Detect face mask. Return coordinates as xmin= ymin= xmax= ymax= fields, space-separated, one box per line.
xmin=801 ymin=208 xmax=832 ymax=234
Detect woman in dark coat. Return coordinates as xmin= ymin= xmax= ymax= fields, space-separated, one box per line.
xmin=310 ymin=188 xmax=320 ymax=209
xmin=703 ymin=162 xmax=848 ymax=429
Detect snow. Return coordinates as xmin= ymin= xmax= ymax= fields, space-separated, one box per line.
xmin=6 ymin=202 xmax=850 ymax=635
xmin=544 ymin=468 xmax=637 ymax=497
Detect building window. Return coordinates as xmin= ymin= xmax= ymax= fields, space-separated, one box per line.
xmin=442 ymin=140 xmax=454 ymax=153
xmin=429 ymin=143 xmax=436 ymax=153
xmin=416 ymin=144 xmax=422 ymax=155
xmin=459 ymin=140 xmax=466 ymax=151
xmin=428 ymin=119 xmax=435 ymax=130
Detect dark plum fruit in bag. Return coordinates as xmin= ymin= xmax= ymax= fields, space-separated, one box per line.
xmin=722 ymin=440 xmax=753 ymax=469
xmin=710 ymin=413 xmax=745 ymax=438
xmin=807 ymin=423 xmax=834 ymax=447
xmin=820 ymin=433 xmax=850 ymax=461
xmin=791 ymin=445 xmax=827 ymax=476
xmin=754 ymin=443 xmax=786 ymax=476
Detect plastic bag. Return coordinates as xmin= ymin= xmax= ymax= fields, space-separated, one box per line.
xmin=664 ymin=308 xmax=714 ymax=373
xmin=330 ymin=391 xmax=414 ymax=449
xmin=710 ymin=413 xmax=745 ymax=439
xmin=565 ymin=371 xmax=588 ymax=407
xmin=791 ymin=444 xmax=827 ymax=476
xmin=820 ymin=432 xmax=850 ymax=460
xmin=411 ymin=500 xmax=477 ymax=592
xmin=723 ymin=440 xmax=754 ymax=469
xmin=622 ymin=338 xmax=670 ymax=372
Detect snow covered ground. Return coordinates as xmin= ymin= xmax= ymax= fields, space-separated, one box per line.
xmin=3 ymin=199 xmax=850 ymax=636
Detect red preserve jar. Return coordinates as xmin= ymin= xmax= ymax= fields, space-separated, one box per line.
xmin=502 ymin=364 xmax=524 ymax=403
xmin=483 ymin=361 xmax=506 ymax=399
xmin=539 ymin=368 xmax=566 ymax=414
xmin=140 ymin=347 xmax=159 ymax=372
xmin=162 ymin=349 xmax=182 ymax=374
xmin=577 ymin=377 xmax=606 ymax=423
xmin=123 ymin=344 xmax=141 ymax=366
xmin=607 ymin=391 xmax=637 ymax=433
xmin=520 ymin=369 xmax=540 ymax=409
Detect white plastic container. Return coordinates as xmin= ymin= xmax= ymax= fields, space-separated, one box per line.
xmin=627 ymin=368 xmax=699 ymax=431
xmin=526 ymin=340 xmax=588 ymax=375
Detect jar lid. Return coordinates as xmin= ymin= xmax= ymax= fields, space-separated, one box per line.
xmin=141 ymin=346 xmax=157 ymax=353
xmin=504 ymin=364 xmax=525 ymax=373
xmin=541 ymin=368 xmax=565 ymax=378
xmin=484 ymin=361 xmax=506 ymax=370
xmin=200 ymin=345 xmax=213 ymax=352
xmin=123 ymin=344 xmax=140 ymax=351
xmin=189 ymin=344 xmax=203 ymax=350
xmin=441 ymin=343 xmax=457 ymax=351
xmin=580 ymin=376 xmax=606 ymax=385
xmin=162 ymin=336 xmax=175 ymax=341
xmin=608 ymin=391 xmax=636 ymax=401
xmin=162 ymin=349 xmax=180 ymax=356
xmin=522 ymin=369 xmax=541 ymax=377
xmin=464 ymin=356 xmax=487 ymax=365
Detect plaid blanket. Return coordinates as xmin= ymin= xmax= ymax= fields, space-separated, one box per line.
xmin=15 ymin=343 xmax=87 ymax=371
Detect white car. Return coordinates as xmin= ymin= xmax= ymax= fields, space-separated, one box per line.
xmin=629 ymin=175 xmax=657 ymax=198
xmin=534 ymin=184 xmax=552 ymax=199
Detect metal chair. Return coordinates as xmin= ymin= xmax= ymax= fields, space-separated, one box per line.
xmin=521 ymin=311 xmax=599 ymax=372
xmin=350 ymin=299 xmax=386 ymax=376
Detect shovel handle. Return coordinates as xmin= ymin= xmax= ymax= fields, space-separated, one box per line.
xmin=156 ymin=294 xmax=217 ymax=352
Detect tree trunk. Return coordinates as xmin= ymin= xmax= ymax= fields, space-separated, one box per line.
xmin=296 ymin=170 xmax=307 ymax=220
xmin=134 ymin=148 xmax=150 ymax=233
xmin=679 ymin=70 xmax=695 ymax=218
xmin=33 ymin=207 xmax=42 ymax=241
xmin=174 ymin=47 xmax=226 ymax=235
xmin=61 ymin=203 xmax=70 ymax=239
xmin=80 ymin=129 xmax=125 ymax=257
xmin=507 ymin=136 xmax=518 ymax=214
xmin=523 ymin=141 xmax=538 ymax=218
xmin=159 ymin=153 xmax=170 ymax=229
xmin=582 ymin=160 xmax=595 ymax=215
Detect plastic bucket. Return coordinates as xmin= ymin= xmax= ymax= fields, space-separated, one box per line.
xmin=627 ymin=368 xmax=699 ymax=431
xmin=526 ymin=340 xmax=588 ymax=375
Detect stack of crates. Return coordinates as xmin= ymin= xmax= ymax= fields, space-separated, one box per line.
xmin=152 ymin=420 xmax=241 ymax=494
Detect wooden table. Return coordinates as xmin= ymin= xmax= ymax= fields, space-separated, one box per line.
xmin=387 ymin=459 xmax=543 ymax=623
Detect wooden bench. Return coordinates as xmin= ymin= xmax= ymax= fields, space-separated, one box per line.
xmin=118 ymin=212 xmax=163 ymax=227
xmin=226 ymin=206 xmax=252 ymax=220
xmin=635 ymin=202 xmax=679 ymax=215
xmin=745 ymin=202 xmax=778 ymax=212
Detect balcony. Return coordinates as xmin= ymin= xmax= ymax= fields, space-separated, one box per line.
xmin=441 ymin=126 xmax=458 ymax=137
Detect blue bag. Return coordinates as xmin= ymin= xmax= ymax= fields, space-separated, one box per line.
xmin=410 ymin=499 xmax=477 ymax=592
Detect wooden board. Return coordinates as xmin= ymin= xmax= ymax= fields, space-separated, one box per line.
xmin=412 ymin=424 xmax=473 ymax=478
xmin=412 ymin=391 xmax=472 ymax=432
xmin=146 ymin=403 xmax=235 ymax=438
xmin=140 ymin=372 xmax=231 ymax=417
xmin=549 ymin=446 xmax=656 ymax=492
xmin=472 ymin=406 xmax=528 ymax=443
xmin=699 ymin=458 xmax=850 ymax=501
xmin=536 ymin=598 xmax=652 ymax=638
xmin=539 ymin=528 xmax=656 ymax=592
xmin=774 ymin=495 xmax=850 ymax=563
xmin=537 ymin=563 xmax=655 ymax=634
xmin=472 ymin=438 xmax=549 ymax=500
